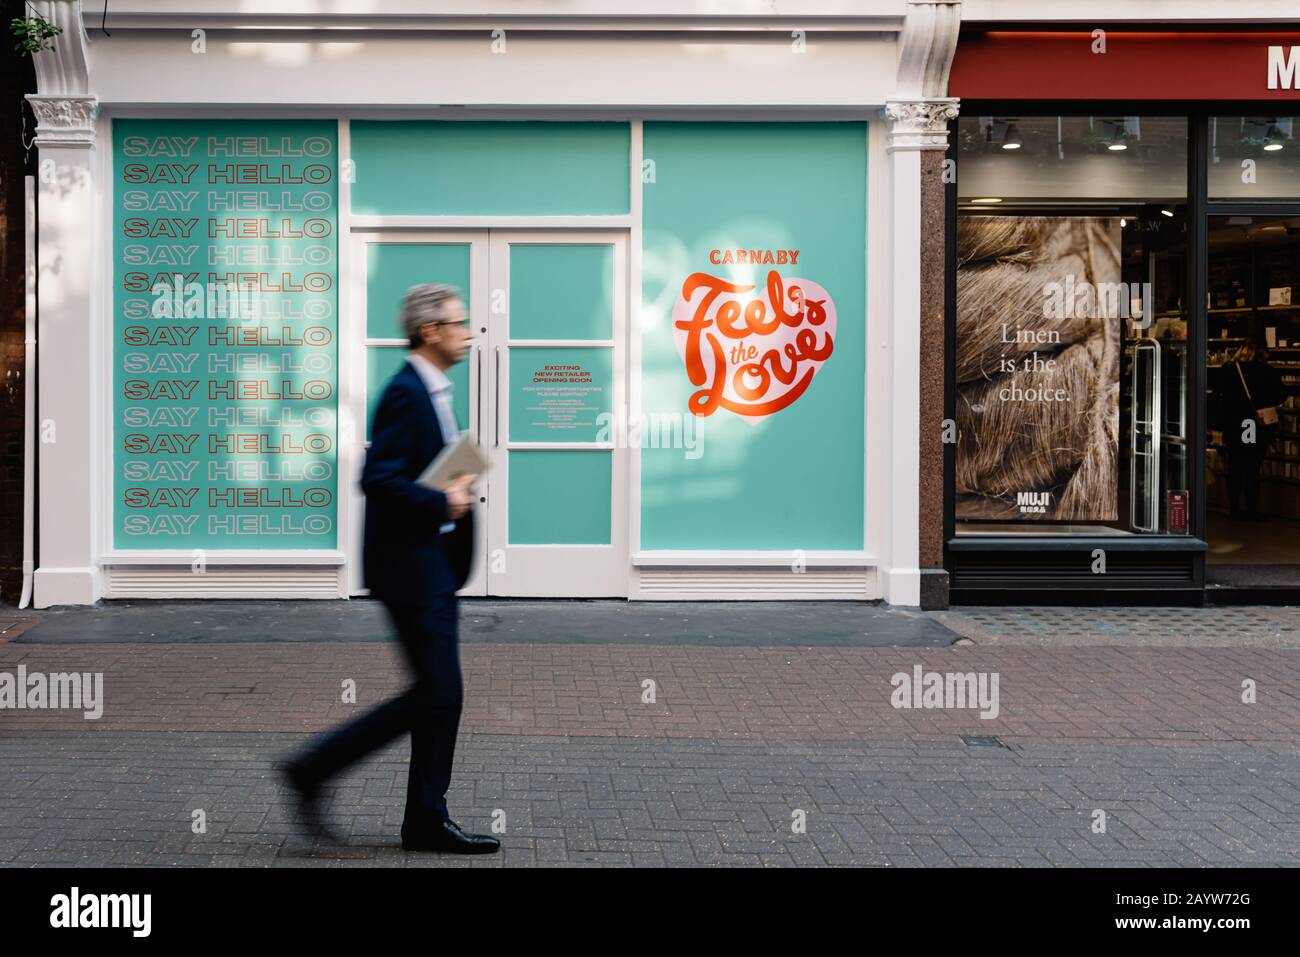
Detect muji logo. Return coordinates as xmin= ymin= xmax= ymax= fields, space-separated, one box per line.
xmin=1017 ymin=491 xmax=1050 ymax=514
xmin=1268 ymin=46 xmax=1300 ymax=90
xmin=672 ymin=268 xmax=836 ymax=419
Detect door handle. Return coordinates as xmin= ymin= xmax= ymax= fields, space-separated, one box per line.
xmin=494 ymin=346 xmax=501 ymax=448
xmin=475 ymin=345 xmax=483 ymax=447
xmin=1128 ymin=339 xmax=1162 ymax=532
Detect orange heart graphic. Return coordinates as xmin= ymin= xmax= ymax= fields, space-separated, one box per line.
xmin=672 ymin=269 xmax=836 ymax=420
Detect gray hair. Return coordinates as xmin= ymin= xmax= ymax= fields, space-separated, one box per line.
xmin=402 ymin=283 xmax=463 ymax=349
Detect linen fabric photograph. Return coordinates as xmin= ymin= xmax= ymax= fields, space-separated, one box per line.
xmin=955 ymin=215 xmax=1122 ymax=522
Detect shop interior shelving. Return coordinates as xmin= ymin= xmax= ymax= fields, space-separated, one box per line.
xmin=1205 ymin=217 xmax=1300 ymax=512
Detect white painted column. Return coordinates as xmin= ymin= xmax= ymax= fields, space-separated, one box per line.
xmin=26 ymin=1 xmax=101 ymax=606
xmin=28 ymin=93 xmax=101 ymax=607
xmin=874 ymin=0 xmax=962 ymax=607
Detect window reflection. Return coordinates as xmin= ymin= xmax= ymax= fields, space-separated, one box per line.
xmin=1209 ymin=116 xmax=1300 ymax=200
xmin=957 ymin=115 xmax=1187 ymax=202
xmin=954 ymin=116 xmax=1190 ymax=536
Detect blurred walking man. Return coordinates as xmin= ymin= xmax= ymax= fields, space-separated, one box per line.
xmin=280 ymin=284 xmax=499 ymax=854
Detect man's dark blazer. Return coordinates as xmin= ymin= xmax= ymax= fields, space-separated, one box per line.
xmin=361 ymin=360 xmax=475 ymax=603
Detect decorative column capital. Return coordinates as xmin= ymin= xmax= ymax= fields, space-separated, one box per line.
xmin=884 ymin=98 xmax=961 ymax=152
xmin=26 ymin=94 xmax=99 ymax=148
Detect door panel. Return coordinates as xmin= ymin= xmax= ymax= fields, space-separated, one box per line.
xmin=485 ymin=232 xmax=628 ymax=597
xmin=351 ymin=232 xmax=489 ymax=596
xmin=507 ymin=450 xmax=613 ymax=545
xmin=1205 ymin=213 xmax=1300 ymax=584
xmin=351 ymin=230 xmax=628 ymax=598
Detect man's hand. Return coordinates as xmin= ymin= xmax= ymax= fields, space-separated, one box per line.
xmin=443 ymin=474 xmax=478 ymax=521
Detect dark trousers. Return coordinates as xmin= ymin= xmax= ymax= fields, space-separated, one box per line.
xmin=1226 ymin=438 xmax=1270 ymax=517
xmin=290 ymin=594 xmax=464 ymax=832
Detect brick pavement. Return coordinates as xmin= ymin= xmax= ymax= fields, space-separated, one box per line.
xmin=0 ymin=641 xmax=1295 ymax=745
xmin=1 ymin=733 xmax=1296 ymax=867
xmin=1 ymin=600 xmax=1299 ymax=866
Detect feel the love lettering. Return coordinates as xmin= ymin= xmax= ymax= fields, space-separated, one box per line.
xmin=672 ymin=269 xmax=836 ymax=419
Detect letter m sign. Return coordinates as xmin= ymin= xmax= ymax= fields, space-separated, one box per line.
xmin=1268 ymin=46 xmax=1300 ymax=90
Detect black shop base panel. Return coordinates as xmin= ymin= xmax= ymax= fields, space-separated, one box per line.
xmin=945 ymin=537 xmax=1300 ymax=606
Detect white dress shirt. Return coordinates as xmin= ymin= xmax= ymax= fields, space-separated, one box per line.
xmin=406 ymin=352 xmax=461 ymax=533
xmin=406 ymin=352 xmax=461 ymax=445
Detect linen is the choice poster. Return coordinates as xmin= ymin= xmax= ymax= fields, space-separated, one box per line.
xmin=113 ymin=119 xmax=339 ymax=549
xmin=955 ymin=215 xmax=1122 ymax=522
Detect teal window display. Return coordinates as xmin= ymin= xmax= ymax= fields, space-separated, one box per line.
xmin=113 ymin=119 xmax=339 ymax=550
xmin=640 ymin=121 xmax=867 ymax=551
xmin=350 ymin=121 xmax=631 ymax=216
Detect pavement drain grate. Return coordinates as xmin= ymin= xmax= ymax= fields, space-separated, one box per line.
xmin=960 ymin=735 xmax=1005 ymax=748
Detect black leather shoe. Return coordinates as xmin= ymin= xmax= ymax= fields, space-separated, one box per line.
xmin=278 ymin=759 xmax=342 ymax=846
xmin=402 ymin=818 xmax=501 ymax=854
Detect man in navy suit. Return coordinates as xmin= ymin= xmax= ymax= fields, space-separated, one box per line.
xmin=281 ymin=284 xmax=499 ymax=854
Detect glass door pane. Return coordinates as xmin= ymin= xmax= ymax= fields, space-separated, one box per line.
xmin=1120 ymin=206 xmax=1189 ymax=535
xmin=1206 ymin=214 xmax=1300 ymax=580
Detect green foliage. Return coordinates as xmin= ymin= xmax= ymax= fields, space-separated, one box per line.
xmin=11 ymin=15 xmax=62 ymax=55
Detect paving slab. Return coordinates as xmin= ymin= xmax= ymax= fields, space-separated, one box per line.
xmin=8 ymin=598 xmax=959 ymax=647
xmin=1 ymin=732 xmax=1296 ymax=867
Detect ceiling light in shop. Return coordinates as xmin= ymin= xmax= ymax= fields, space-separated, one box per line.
xmin=1097 ymin=117 xmax=1138 ymax=154
xmin=1001 ymin=123 xmax=1023 ymax=150
xmin=1161 ymin=209 xmax=1174 ymax=217
xmin=1120 ymin=218 xmax=1127 ymax=228
xmin=1098 ymin=117 xmax=1134 ymax=152
xmin=970 ymin=198 xmax=1003 ymax=204
xmin=1245 ymin=120 xmax=1288 ymax=152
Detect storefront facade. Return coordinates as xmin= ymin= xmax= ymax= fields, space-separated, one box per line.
xmin=944 ymin=14 xmax=1300 ymax=603
xmin=24 ymin=0 xmax=961 ymax=608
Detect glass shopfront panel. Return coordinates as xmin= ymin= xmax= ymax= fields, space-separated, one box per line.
xmin=957 ymin=115 xmax=1187 ymax=202
xmin=350 ymin=121 xmax=631 ymax=216
xmin=1205 ymin=214 xmax=1300 ymax=576
xmin=1209 ymin=116 xmax=1300 ymax=200
xmin=955 ymin=115 xmax=1189 ymax=536
xmin=364 ymin=242 xmax=471 ymax=440
xmin=640 ymin=121 xmax=867 ymax=551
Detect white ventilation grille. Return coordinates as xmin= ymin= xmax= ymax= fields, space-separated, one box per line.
xmin=102 ymin=566 xmax=343 ymax=599
xmin=633 ymin=567 xmax=875 ymax=600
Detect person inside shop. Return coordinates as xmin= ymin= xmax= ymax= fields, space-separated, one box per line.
xmin=1212 ymin=337 xmax=1285 ymax=521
